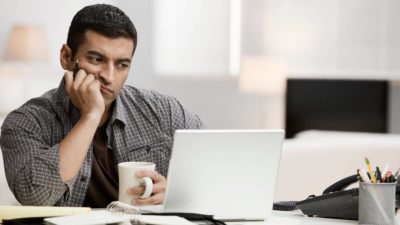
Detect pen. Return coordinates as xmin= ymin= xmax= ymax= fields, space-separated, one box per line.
xmin=386 ymin=172 xmax=394 ymax=183
xmin=359 ymin=168 xmax=371 ymax=183
xmin=72 ymin=59 xmax=79 ymax=80
xmin=364 ymin=157 xmax=376 ymax=183
xmin=383 ymin=171 xmax=391 ymax=183
xmin=394 ymin=168 xmax=400 ymax=180
xmin=381 ymin=164 xmax=389 ymax=181
xmin=375 ymin=166 xmax=382 ymax=183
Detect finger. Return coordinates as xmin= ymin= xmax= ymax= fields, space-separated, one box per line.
xmin=127 ymin=186 xmax=145 ymax=195
xmin=88 ymin=79 xmax=101 ymax=93
xmin=127 ymin=176 xmax=166 ymax=195
xmin=132 ymin=193 xmax=164 ymax=206
xmin=73 ymin=69 xmax=86 ymax=88
xmin=80 ymin=74 xmax=96 ymax=89
xmin=64 ymin=71 xmax=74 ymax=95
xmin=152 ymin=181 xmax=166 ymax=194
xmin=136 ymin=170 xmax=165 ymax=182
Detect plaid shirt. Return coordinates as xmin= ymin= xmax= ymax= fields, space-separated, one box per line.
xmin=0 ymin=80 xmax=203 ymax=206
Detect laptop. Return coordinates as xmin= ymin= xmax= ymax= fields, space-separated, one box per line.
xmin=162 ymin=129 xmax=284 ymax=221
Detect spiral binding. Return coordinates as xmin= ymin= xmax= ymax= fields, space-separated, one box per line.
xmin=106 ymin=201 xmax=142 ymax=223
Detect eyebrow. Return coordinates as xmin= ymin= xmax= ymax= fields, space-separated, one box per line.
xmin=86 ymin=50 xmax=132 ymax=63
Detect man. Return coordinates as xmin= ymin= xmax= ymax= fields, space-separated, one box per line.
xmin=0 ymin=4 xmax=202 ymax=207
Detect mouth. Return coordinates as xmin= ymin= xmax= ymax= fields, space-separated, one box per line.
xmin=100 ymin=85 xmax=113 ymax=95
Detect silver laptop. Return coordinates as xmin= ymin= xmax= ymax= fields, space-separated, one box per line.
xmin=163 ymin=129 xmax=284 ymax=221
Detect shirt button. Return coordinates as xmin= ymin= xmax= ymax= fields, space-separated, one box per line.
xmin=80 ymin=176 xmax=87 ymax=182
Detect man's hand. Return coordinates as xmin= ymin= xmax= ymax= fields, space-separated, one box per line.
xmin=64 ymin=69 xmax=105 ymax=118
xmin=127 ymin=170 xmax=167 ymax=205
xmin=60 ymin=70 xmax=106 ymax=182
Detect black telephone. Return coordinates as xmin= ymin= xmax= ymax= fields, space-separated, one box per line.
xmin=295 ymin=174 xmax=400 ymax=220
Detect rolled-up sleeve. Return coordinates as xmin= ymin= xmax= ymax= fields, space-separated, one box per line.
xmin=0 ymin=111 xmax=71 ymax=206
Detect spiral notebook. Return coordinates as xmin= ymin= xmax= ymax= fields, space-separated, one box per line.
xmin=44 ymin=201 xmax=194 ymax=225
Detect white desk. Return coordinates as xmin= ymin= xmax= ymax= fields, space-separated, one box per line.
xmin=227 ymin=211 xmax=358 ymax=225
xmin=0 ymin=209 xmax=396 ymax=225
xmin=226 ymin=211 xmax=400 ymax=225
xmin=139 ymin=205 xmax=357 ymax=225
xmin=260 ymin=211 xmax=357 ymax=225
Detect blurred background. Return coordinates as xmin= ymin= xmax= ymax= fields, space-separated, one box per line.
xmin=1 ymin=0 xmax=400 ymax=134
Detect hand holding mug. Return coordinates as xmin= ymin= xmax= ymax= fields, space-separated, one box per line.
xmin=118 ymin=162 xmax=156 ymax=205
xmin=128 ymin=170 xmax=166 ymax=206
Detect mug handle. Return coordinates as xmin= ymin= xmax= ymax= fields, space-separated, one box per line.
xmin=140 ymin=177 xmax=153 ymax=199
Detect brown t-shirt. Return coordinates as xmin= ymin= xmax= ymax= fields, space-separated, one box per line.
xmin=83 ymin=124 xmax=119 ymax=208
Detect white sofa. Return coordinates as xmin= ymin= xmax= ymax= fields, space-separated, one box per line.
xmin=274 ymin=130 xmax=400 ymax=202
xmin=1 ymin=128 xmax=400 ymax=205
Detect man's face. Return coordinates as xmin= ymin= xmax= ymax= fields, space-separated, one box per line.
xmin=73 ymin=30 xmax=134 ymax=108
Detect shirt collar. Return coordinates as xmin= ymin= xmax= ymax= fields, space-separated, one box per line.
xmin=110 ymin=91 xmax=128 ymax=125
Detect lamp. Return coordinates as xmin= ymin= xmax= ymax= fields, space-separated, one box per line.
xmin=239 ymin=56 xmax=287 ymax=129
xmin=0 ymin=25 xmax=48 ymax=115
xmin=3 ymin=25 xmax=48 ymax=61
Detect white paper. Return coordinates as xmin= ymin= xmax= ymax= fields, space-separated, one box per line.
xmin=44 ymin=210 xmax=129 ymax=225
xmin=44 ymin=210 xmax=195 ymax=225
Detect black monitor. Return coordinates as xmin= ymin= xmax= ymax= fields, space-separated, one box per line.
xmin=285 ymin=79 xmax=388 ymax=138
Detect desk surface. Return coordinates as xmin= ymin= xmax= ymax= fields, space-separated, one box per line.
xmin=139 ymin=205 xmax=389 ymax=225
xmin=261 ymin=212 xmax=357 ymax=225
xmin=226 ymin=211 xmax=400 ymax=225
xmin=140 ymin=206 xmax=356 ymax=224
xmin=237 ymin=211 xmax=357 ymax=225
xmin=0 ymin=210 xmax=397 ymax=225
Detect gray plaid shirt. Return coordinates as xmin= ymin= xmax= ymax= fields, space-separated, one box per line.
xmin=0 ymin=80 xmax=203 ymax=206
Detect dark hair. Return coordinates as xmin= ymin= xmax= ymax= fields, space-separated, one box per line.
xmin=66 ymin=4 xmax=137 ymax=59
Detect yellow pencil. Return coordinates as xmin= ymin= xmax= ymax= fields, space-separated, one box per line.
xmin=365 ymin=157 xmax=377 ymax=183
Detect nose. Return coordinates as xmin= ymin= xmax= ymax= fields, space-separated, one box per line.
xmin=98 ymin=63 xmax=115 ymax=84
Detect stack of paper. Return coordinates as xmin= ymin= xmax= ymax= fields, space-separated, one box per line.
xmin=0 ymin=205 xmax=91 ymax=222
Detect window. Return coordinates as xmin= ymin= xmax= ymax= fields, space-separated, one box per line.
xmin=153 ymin=0 xmax=241 ymax=76
xmin=264 ymin=0 xmax=400 ymax=78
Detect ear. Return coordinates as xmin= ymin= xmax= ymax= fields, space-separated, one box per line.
xmin=60 ymin=44 xmax=73 ymax=70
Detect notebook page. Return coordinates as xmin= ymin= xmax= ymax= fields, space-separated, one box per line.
xmin=44 ymin=210 xmax=128 ymax=225
xmin=44 ymin=210 xmax=196 ymax=225
xmin=140 ymin=215 xmax=195 ymax=225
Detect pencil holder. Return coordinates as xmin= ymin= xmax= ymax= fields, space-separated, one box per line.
xmin=358 ymin=182 xmax=396 ymax=225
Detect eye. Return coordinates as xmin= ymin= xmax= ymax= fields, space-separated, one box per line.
xmin=87 ymin=56 xmax=103 ymax=64
xmin=117 ymin=62 xmax=130 ymax=70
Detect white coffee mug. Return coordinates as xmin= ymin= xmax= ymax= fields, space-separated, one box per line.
xmin=118 ymin=162 xmax=155 ymax=204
